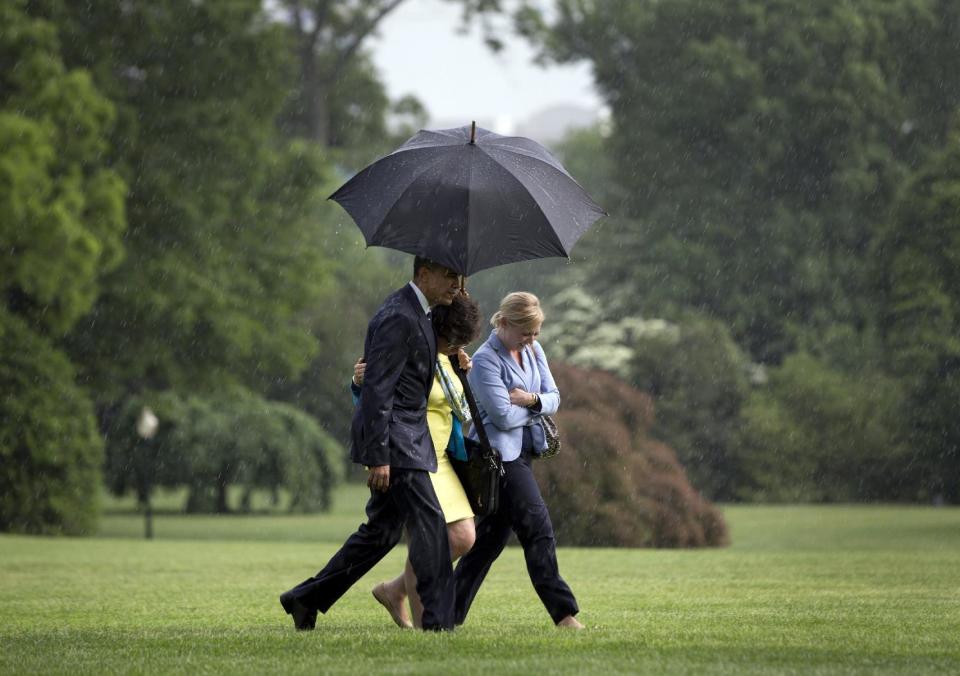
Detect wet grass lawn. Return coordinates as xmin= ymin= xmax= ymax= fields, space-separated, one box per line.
xmin=1 ymin=486 xmax=958 ymax=674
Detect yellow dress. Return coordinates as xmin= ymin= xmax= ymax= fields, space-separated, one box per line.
xmin=426 ymin=353 xmax=475 ymax=523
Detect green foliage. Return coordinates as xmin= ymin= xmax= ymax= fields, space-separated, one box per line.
xmin=544 ymin=288 xmax=750 ymax=499
xmin=879 ymin=133 xmax=960 ymax=377
xmin=538 ymin=361 xmax=728 ymax=547
xmin=515 ymin=0 xmax=960 ymax=504
xmin=104 ymin=389 xmax=345 ymax=514
xmin=0 ymin=0 xmax=126 ymax=335
xmin=322 ymin=54 xmax=396 ymax=168
xmin=0 ymin=2 xmax=120 ymax=534
xmin=261 ymin=199 xmax=407 ymax=444
xmin=543 ymin=289 xmax=911 ymax=502
xmin=26 ymin=1 xmax=333 ymax=399
xmin=0 ymin=310 xmax=102 ymax=534
xmin=906 ymin=363 xmax=960 ymax=502
xmin=734 ymin=353 xmax=909 ymax=502
xmin=530 ymin=0 xmax=960 ymax=364
xmin=553 ymin=124 xmax=623 ymax=211
xmin=16 ymin=0 xmax=416 ymax=493
xmin=628 ymin=316 xmax=751 ymax=500
xmin=278 ymin=46 xmax=394 ymax=167
xmin=275 ymin=0 xmax=510 ymax=149
xmin=877 ymin=130 xmax=960 ymax=500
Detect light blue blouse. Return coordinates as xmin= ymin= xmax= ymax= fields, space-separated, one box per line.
xmin=466 ymin=330 xmax=560 ymax=462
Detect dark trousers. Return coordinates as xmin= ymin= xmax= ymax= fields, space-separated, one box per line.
xmin=454 ymin=428 xmax=579 ymax=625
xmin=286 ymin=468 xmax=455 ymax=630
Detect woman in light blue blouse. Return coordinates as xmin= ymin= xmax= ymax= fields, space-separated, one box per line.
xmin=454 ymin=291 xmax=583 ymax=629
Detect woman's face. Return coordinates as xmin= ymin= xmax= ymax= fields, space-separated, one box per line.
xmin=437 ymin=336 xmax=465 ymax=356
xmin=498 ymin=320 xmax=542 ymax=351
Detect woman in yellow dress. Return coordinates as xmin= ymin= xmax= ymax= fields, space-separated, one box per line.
xmin=351 ymin=292 xmax=483 ymax=628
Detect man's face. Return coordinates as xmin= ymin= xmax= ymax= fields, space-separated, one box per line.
xmin=416 ymin=264 xmax=461 ymax=307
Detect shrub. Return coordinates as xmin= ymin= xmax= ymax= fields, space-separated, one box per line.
xmin=535 ymin=361 xmax=728 ymax=548
xmin=0 ymin=311 xmax=102 ymax=534
xmin=733 ymin=353 xmax=910 ymax=502
xmin=103 ymin=389 xmax=345 ymax=513
xmin=544 ymin=288 xmax=751 ymax=500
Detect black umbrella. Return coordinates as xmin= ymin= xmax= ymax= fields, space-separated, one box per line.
xmin=329 ymin=122 xmax=606 ymax=276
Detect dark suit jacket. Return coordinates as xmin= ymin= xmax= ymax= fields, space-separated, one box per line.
xmin=349 ymin=284 xmax=438 ymax=471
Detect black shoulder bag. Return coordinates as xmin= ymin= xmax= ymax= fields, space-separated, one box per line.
xmin=448 ymin=359 xmax=504 ymax=517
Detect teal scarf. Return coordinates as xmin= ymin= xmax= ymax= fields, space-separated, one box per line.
xmin=436 ymin=357 xmax=470 ymax=461
xmin=436 ymin=357 xmax=471 ymax=424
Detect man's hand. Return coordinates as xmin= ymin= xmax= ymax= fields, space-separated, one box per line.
xmin=367 ymin=464 xmax=390 ymax=492
xmin=509 ymin=387 xmax=537 ymax=407
xmin=352 ymin=357 xmax=366 ymax=386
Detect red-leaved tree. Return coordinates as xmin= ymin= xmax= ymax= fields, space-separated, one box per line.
xmin=535 ymin=362 xmax=728 ymax=548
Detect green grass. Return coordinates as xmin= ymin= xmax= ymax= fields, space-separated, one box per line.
xmin=1 ymin=491 xmax=959 ymax=674
xmin=93 ymin=484 xmax=373 ymax=542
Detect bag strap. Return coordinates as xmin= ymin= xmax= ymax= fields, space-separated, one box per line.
xmin=450 ymin=358 xmax=499 ymax=466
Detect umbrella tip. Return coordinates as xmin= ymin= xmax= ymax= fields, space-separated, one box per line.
xmin=469 ymin=121 xmax=476 ymax=144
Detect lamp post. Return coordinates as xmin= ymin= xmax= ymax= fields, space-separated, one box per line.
xmin=136 ymin=407 xmax=159 ymax=539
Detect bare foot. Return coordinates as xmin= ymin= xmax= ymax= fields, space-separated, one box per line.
xmin=372 ymin=582 xmax=413 ymax=629
xmin=557 ymin=615 xmax=585 ymax=630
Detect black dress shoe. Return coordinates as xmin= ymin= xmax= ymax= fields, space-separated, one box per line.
xmin=280 ymin=590 xmax=317 ymax=631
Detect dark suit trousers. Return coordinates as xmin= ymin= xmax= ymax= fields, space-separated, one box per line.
xmin=454 ymin=427 xmax=579 ymax=625
xmin=287 ymin=468 xmax=455 ymax=630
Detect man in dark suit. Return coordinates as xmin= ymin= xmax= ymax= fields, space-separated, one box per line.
xmin=280 ymin=257 xmax=463 ymax=632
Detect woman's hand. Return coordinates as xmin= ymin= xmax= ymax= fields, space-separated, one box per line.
xmin=457 ymin=348 xmax=473 ymax=373
xmin=509 ymin=387 xmax=537 ymax=407
xmin=352 ymin=357 xmax=366 ymax=386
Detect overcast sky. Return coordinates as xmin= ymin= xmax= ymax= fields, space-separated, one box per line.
xmin=369 ymin=0 xmax=602 ymax=131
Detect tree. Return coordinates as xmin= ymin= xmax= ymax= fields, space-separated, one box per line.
xmin=535 ymin=361 xmax=728 ymax=547
xmin=734 ymin=353 xmax=909 ymax=502
xmin=278 ymin=0 xmax=408 ymax=145
xmin=1 ymin=0 xmax=126 ymax=334
xmin=26 ymin=1 xmax=332 ymax=401
xmin=0 ymin=1 xmax=125 ymax=534
xmin=103 ymin=389 xmax=345 ymax=516
xmin=0 ymin=311 xmax=103 ymax=534
xmin=876 ymin=129 xmax=960 ymax=501
xmin=23 ymin=1 xmax=442 ymax=477
xmin=522 ymin=0 xmax=960 ymax=364
xmin=275 ymin=0 xmax=513 ymax=148
xmin=269 ymin=237 xmax=407 ymax=444
xmin=544 ymin=287 xmax=751 ymax=500
xmin=176 ymin=392 xmax=345 ymax=514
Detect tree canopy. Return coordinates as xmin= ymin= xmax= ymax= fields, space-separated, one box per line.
xmin=1 ymin=0 xmax=126 ymax=335
xmin=497 ymin=0 xmax=960 ymax=504
xmin=0 ymin=310 xmax=103 ymax=534
xmin=537 ymin=361 xmax=728 ymax=547
xmin=527 ymin=0 xmax=960 ymax=363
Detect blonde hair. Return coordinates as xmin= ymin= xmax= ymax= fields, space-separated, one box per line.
xmin=490 ymin=292 xmax=544 ymax=329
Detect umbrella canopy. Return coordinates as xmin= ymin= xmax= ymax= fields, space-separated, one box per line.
xmin=329 ymin=123 xmax=606 ymax=276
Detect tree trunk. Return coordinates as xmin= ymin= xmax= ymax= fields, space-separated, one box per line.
xmin=137 ymin=485 xmax=153 ymax=540
xmin=216 ymin=473 xmax=229 ymax=514
xmin=186 ymin=483 xmax=217 ymax=513
xmin=300 ymin=40 xmax=329 ymax=144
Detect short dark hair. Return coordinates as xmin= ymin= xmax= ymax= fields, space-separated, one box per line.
xmin=413 ymin=256 xmax=436 ymax=277
xmin=432 ymin=293 xmax=483 ymax=348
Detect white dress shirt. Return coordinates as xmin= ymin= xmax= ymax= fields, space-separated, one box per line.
xmin=408 ymin=281 xmax=431 ymax=315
